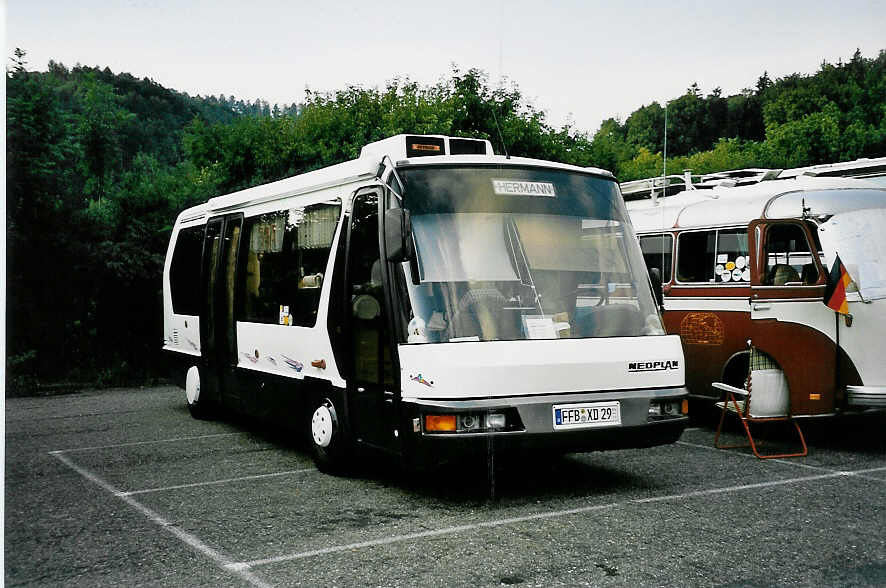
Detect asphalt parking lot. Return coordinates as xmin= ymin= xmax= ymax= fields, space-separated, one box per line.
xmin=5 ymin=385 xmax=886 ymax=587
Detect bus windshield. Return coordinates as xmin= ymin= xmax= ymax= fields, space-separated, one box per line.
xmin=818 ymin=207 xmax=886 ymax=301
xmin=396 ymin=165 xmax=664 ymax=343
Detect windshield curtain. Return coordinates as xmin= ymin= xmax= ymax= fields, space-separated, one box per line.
xmin=395 ymin=166 xmax=664 ymax=343
xmin=818 ymin=207 xmax=886 ymax=300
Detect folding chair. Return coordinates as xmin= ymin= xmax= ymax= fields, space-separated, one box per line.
xmin=713 ymin=344 xmax=807 ymax=459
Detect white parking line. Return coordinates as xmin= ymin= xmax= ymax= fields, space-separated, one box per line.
xmin=49 ymin=431 xmax=886 ymax=580
xmin=52 ymin=432 xmax=248 ymax=454
xmin=234 ymin=466 xmax=879 ymax=570
xmin=50 ymin=451 xmax=272 ymax=588
xmin=122 ymin=468 xmax=317 ymax=496
xmin=238 ymin=503 xmax=620 ymax=568
xmin=676 ymin=440 xmax=886 ymax=481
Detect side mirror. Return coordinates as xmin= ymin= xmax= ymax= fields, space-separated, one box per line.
xmin=649 ymin=267 xmax=664 ymax=308
xmin=384 ymin=208 xmax=413 ymax=262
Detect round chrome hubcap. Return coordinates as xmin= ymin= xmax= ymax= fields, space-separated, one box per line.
xmin=185 ymin=367 xmax=200 ymax=405
xmin=311 ymin=404 xmax=334 ymax=448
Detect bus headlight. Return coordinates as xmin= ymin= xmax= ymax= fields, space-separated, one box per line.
xmin=485 ymin=413 xmax=507 ymax=429
xmin=460 ymin=414 xmax=480 ymax=431
xmin=423 ymin=412 xmax=513 ymax=433
xmin=648 ymin=400 xmax=685 ymax=418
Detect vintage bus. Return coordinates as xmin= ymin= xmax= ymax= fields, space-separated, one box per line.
xmin=162 ymin=134 xmax=688 ymax=473
xmin=625 ymin=174 xmax=886 ymax=416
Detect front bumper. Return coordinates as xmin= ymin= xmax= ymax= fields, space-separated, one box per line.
xmin=401 ymin=386 xmax=688 ymax=458
xmin=847 ymin=385 xmax=886 ymax=408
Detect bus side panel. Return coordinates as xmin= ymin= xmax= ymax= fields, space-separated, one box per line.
xmin=234 ymin=322 xmax=346 ymax=390
xmin=663 ymin=298 xmax=864 ymax=415
xmin=661 ymin=304 xmax=753 ymax=397
xmin=752 ymin=319 xmax=861 ymax=415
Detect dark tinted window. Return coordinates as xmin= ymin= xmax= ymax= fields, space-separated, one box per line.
xmin=240 ymin=202 xmax=341 ymax=326
xmin=639 ymin=234 xmax=673 ymax=282
xmin=677 ymin=228 xmax=749 ymax=284
xmin=347 ymin=192 xmax=393 ymax=385
xmin=449 ymin=138 xmax=487 ymax=155
xmin=400 ymin=166 xmax=623 ymax=220
xmin=763 ymin=223 xmax=819 ymax=286
xmin=170 ymin=226 xmax=204 ymax=315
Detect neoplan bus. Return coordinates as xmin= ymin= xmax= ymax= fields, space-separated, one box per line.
xmin=626 ymin=174 xmax=886 ymax=416
xmin=162 ymin=134 xmax=688 ymax=472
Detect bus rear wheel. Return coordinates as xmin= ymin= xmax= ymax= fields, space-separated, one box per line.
xmin=309 ymin=397 xmax=352 ymax=474
xmin=185 ymin=366 xmax=214 ymax=420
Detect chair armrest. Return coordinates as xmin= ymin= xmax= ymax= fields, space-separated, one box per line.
xmin=712 ymin=382 xmax=749 ymax=397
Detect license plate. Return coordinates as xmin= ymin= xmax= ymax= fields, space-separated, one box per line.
xmin=553 ymin=401 xmax=621 ymax=430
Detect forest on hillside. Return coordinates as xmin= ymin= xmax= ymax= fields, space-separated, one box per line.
xmin=6 ymin=48 xmax=886 ymax=392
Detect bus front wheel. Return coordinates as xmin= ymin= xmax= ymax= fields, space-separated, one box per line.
xmin=308 ymin=397 xmax=351 ymax=474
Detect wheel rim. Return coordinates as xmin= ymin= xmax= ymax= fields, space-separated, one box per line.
xmin=311 ymin=403 xmax=335 ymax=448
xmin=185 ymin=367 xmax=200 ymax=405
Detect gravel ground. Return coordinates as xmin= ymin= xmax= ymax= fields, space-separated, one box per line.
xmin=5 ymin=386 xmax=885 ymax=587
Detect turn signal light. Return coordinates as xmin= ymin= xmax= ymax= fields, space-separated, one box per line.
xmin=425 ymin=414 xmax=457 ymax=432
xmin=681 ymin=399 xmax=689 ymax=415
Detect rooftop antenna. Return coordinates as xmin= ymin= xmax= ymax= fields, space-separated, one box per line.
xmin=656 ymin=101 xmax=669 ymax=296
xmin=493 ymin=0 xmax=509 ymax=159
xmin=661 ymin=102 xmax=667 ymax=198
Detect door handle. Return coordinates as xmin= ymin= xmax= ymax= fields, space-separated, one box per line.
xmin=753 ymin=304 xmax=771 ymax=311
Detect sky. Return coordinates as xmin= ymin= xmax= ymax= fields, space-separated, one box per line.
xmin=5 ymin=0 xmax=886 ymax=134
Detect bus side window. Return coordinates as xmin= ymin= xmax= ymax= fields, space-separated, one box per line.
xmin=714 ymin=229 xmax=750 ymax=283
xmin=639 ymin=234 xmax=673 ymax=283
xmin=169 ymin=226 xmax=204 ymax=315
xmin=238 ymin=202 xmax=341 ymax=326
xmin=676 ymin=228 xmax=749 ymax=284
xmin=676 ymin=230 xmax=715 ymax=283
xmin=763 ymin=223 xmax=819 ymax=286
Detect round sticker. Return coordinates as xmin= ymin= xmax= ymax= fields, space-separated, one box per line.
xmin=736 ymin=256 xmax=746 ymax=269
xmin=742 ymin=268 xmax=751 ymax=281
xmin=721 ymin=270 xmax=732 ymax=282
xmin=732 ymin=268 xmax=743 ymax=281
xmin=715 ymin=264 xmax=725 ymax=275
xmin=725 ymin=261 xmax=736 ymax=271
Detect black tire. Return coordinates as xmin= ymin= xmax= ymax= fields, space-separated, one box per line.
xmin=185 ymin=366 xmax=214 ymax=420
xmin=308 ymin=397 xmax=352 ymax=474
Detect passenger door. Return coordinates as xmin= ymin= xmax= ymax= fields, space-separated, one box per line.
xmin=344 ymin=189 xmax=398 ymax=451
xmin=200 ymin=214 xmax=244 ymax=410
xmin=749 ymin=219 xmax=834 ymax=414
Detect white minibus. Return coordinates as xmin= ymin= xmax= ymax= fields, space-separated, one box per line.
xmin=163 ymin=134 xmax=688 ymax=472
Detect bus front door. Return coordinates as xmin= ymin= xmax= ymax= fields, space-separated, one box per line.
xmin=749 ymin=219 xmax=833 ymax=414
xmin=345 ymin=190 xmax=398 ymax=453
xmin=200 ymin=214 xmax=244 ymax=411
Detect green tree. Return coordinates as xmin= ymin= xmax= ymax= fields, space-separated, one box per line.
xmin=624 ymin=103 xmax=665 ymax=153
xmin=6 ymin=50 xmax=86 ymax=385
xmin=75 ymin=75 xmax=135 ymax=200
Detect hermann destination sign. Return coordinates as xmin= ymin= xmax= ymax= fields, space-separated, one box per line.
xmin=492 ymin=180 xmax=557 ymax=197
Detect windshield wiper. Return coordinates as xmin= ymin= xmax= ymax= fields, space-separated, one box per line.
xmin=504 ymin=217 xmax=544 ymax=315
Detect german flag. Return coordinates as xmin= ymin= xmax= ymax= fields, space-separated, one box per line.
xmin=823 ymin=255 xmax=851 ymax=314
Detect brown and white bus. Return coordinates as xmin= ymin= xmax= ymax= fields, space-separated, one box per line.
xmin=625 ymin=174 xmax=886 ymax=416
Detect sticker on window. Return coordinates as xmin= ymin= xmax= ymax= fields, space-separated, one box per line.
xmin=492 ymin=180 xmax=556 ymax=197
